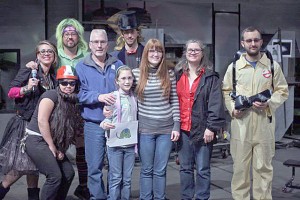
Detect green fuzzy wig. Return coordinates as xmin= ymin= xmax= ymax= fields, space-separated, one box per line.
xmin=56 ymin=18 xmax=88 ymax=52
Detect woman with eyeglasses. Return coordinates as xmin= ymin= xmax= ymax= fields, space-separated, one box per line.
xmin=0 ymin=40 xmax=57 ymax=200
xmin=132 ymin=38 xmax=180 ymax=200
xmin=25 ymin=65 xmax=81 ymax=200
xmin=175 ymin=39 xmax=225 ymax=200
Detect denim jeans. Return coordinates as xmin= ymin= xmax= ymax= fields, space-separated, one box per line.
xmin=26 ymin=135 xmax=75 ymax=200
xmin=84 ymin=122 xmax=107 ymax=200
xmin=138 ymin=133 xmax=173 ymax=200
xmin=178 ymin=131 xmax=213 ymax=200
xmin=107 ymin=146 xmax=135 ymax=200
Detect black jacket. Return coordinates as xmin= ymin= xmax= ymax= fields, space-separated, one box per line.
xmin=117 ymin=43 xmax=144 ymax=69
xmin=10 ymin=65 xmax=56 ymax=121
xmin=175 ymin=67 xmax=225 ymax=144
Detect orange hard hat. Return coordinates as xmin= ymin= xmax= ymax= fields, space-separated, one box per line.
xmin=56 ymin=65 xmax=78 ymax=80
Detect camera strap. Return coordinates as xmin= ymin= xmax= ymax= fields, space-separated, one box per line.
xmin=232 ymin=50 xmax=274 ymax=94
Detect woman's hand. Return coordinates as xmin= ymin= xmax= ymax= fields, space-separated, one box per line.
xmin=57 ymin=151 xmax=64 ymax=160
xmin=27 ymin=77 xmax=39 ymax=91
xmin=26 ymin=61 xmax=38 ymax=70
xmin=203 ymin=128 xmax=214 ymax=143
xmin=171 ymin=131 xmax=180 ymax=142
xmin=48 ymin=144 xmax=58 ymax=157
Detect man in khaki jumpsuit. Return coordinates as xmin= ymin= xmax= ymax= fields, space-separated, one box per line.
xmin=222 ymin=27 xmax=289 ymax=200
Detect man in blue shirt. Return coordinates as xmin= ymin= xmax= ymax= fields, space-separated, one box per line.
xmin=75 ymin=29 xmax=123 ymax=199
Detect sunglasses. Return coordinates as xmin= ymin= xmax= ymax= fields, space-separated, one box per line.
xmin=59 ymin=81 xmax=76 ymax=87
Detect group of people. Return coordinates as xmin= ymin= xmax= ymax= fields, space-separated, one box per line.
xmin=0 ymin=10 xmax=289 ymax=200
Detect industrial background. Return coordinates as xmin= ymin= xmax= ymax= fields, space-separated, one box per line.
xmin=1 ymin=0 xmax=299 ymax=142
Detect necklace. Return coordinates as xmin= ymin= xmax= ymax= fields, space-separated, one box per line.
xmin=39 ymin=65 xmax=54 ymax=90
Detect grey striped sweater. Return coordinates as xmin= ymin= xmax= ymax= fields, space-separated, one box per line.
xmin=132 ymin=67 xmax=180 ymax=134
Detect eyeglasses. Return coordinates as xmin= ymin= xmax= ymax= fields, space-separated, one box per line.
xmin=59 ymin=81 xmax=76 ymax=87
xmin=90 ymin=40 xmax=108 ymax=45
xmin=38 ymin=49 xmax=54 ymax=55
xmin=148 ymin=49 xmax=163 ymax=54
xmin=243 ymin=38 xmax=261 ymax=44
xmin=63 ymin=32 xmax=78 ymax=38
xmin=187 ymin=48 xmax=202 ymax=54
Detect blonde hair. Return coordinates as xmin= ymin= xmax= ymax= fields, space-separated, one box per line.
xmin=114 ymin=35 xmax=126 ymax=51
xmin=116 ymin=65 xmax=132 ymax=80
xmin=35 ymin=40 xmax=58 ymax=67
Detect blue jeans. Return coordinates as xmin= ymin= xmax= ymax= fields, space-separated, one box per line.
xmin=84 ymin=122 xmax=107 ymax=200
xmin=107 ymin=146 xmax=135 ymax=200
xmin=178 ymin=131 xmax=213 ymax=200
xmin=139 ymin=133 xmax=173 ymax=200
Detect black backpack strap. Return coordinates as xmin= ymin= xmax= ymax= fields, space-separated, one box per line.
xmin=232 ymin=50 xmax=274 ymax=92
xmin=264 ymin=50 xmax=274 ymax=89
xmin=232 ymin=50 xmax=244 ymax=94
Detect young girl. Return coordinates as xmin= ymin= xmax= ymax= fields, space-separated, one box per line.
xmin=100 ymin=65 xmax=137 ymax=200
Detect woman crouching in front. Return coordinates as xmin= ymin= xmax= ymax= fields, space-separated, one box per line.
xmin=25 ymin=65 xmax=81 ymax=200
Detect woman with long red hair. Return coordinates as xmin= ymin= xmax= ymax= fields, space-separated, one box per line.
xmin=133 ymin=38 xmax=180 ymax=200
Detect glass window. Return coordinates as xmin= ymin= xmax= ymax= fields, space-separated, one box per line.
xmin=0 ymin=50 xmax=20 ymax=113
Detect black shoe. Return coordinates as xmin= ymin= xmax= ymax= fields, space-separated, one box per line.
xmin=28 ymin=188 xmax=40 ymax=200
xmin=0 ymin=182 xmax=10 ymax=200
xmin=74 ymin=185 xmax=90 ymax=200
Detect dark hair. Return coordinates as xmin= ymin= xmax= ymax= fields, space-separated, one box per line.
xmin=241 ymin=26 xmax=262 ymax=40
xmin=49 ymin=87 xmax=81 ymax=152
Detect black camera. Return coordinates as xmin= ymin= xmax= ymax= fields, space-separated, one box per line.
xmin=229 ymin=89 xmax=272 ymax=111
xmin=229 ymin=92 xmax=252 ymax=111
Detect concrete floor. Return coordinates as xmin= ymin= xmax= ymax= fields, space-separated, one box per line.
xmin=2 ymin=136 xmax=300 ymax=200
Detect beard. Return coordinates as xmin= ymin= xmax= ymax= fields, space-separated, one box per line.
xmin=63 ymin=40 xmax=79 ymax=49
xmin=246 ymin=48 xmax=260 ymax=57
xmin=247 ymin=51 xmax=259 ymax=57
